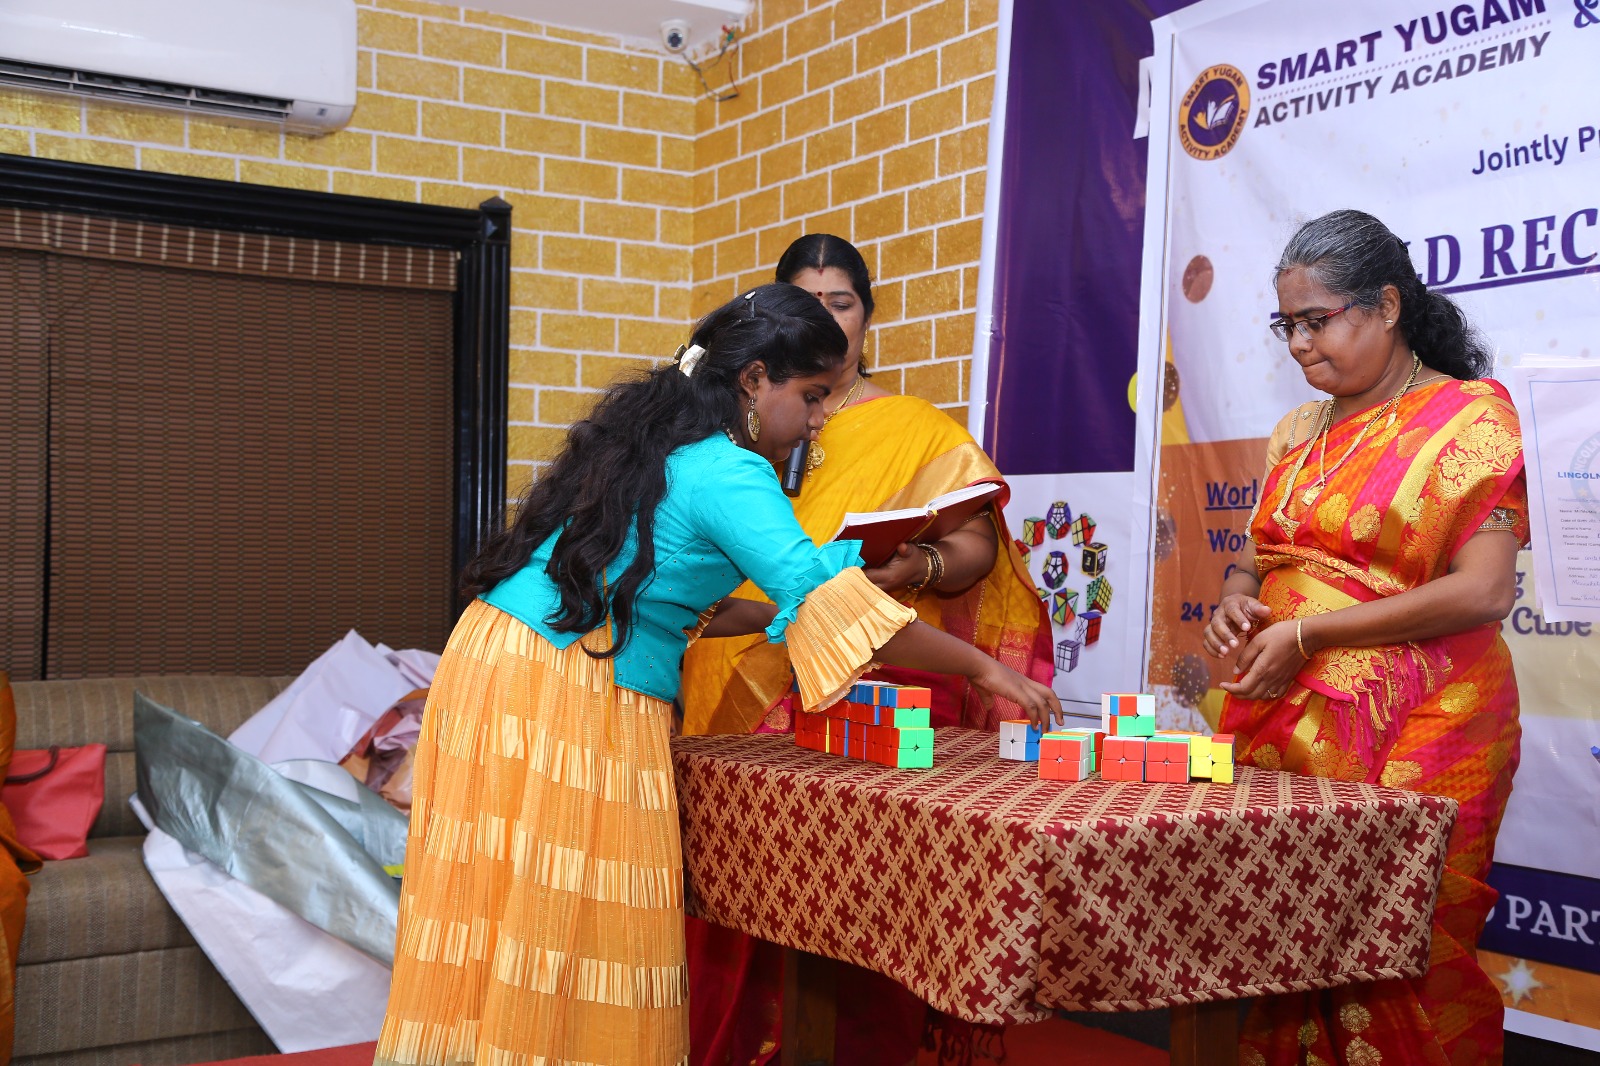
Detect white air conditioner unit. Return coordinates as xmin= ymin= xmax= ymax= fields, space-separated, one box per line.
xmin=0 ymin=0 xmax=357 ymax=135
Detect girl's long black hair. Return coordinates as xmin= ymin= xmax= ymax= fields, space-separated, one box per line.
xmin=1276 ymin=209 xmax=1493 ymax=379
xmin=460 ymin=282 xmax=848 ymax=656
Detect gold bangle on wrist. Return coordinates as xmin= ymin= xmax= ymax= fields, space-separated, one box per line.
xmin=907 ymin=545 xmax=933 ymax=593
xmin=1295 ymin=619 xmax=1309 ymax=660
xmin=910 ymin=543 xmax=944 ymax=593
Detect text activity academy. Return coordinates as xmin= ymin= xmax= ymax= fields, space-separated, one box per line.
xmin=1251 ymin=0 xmax=1558 ymax=128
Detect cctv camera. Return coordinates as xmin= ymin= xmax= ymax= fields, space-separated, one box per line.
xmin=660 ymin=18 xmax=690 ymax=53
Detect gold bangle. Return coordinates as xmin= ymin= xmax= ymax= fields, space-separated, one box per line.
xmin=1295 ymin=619 xmax=1309 ymax=659
xmin=907 ymin=545 xmax=934 ymax=593
xmin=910 ymin=543 xmax=944 ymax=593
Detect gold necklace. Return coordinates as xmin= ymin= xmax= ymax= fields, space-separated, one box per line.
xmin=1271 ymin=356 xmax=1419 ymax=530
xmin=1300 ymin=355 xmax=1419 ymax=506
xmin=807 ymin=373 xmax=867 ymax=475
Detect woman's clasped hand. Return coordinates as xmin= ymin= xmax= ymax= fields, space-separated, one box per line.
xmin=1202 ymin=594 xmax=1304 ymax=702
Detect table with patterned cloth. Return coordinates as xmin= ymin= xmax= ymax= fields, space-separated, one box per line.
xmin=673 ymin=727 xmax=1458 ymax=1066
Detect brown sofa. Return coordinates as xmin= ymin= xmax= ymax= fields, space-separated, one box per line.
xmin=11 ymin=676 xmax=295 ymax=1066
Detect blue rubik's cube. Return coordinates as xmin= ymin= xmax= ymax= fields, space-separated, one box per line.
xmin=1042 ymin=550 xmax=1068 ymax=589
xmin=1045 ymin=500 xmax=1072 ymax=539
xmin=999 ymin=719 xmax=1045 ymax=761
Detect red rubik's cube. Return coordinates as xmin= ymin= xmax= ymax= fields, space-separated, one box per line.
xmin=864 ymin=724 xmax=935 ymax=768
xmin=826 ymin=717 xmax=849 ymax=756
xmin=1038 ymin=730 xmax=1096 ymax=781
xmin=1101 ymin=736 xmax=1148 ymax=781
xmin=795 ymin=711 xmax=827 ymax=751
xmin=1145 ymin=737 xmax=1190 ymax=783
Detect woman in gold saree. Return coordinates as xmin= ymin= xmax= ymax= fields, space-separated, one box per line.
xmin=681 ymin=235 xmax=1052 ymax=1065
xmin=1206 ymin=211 xmax=1526 ymax=1066
xmin=682 ymin=238 xmax=1051 ymax=739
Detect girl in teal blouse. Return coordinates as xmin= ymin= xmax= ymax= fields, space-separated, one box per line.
xmin=376 ymin=284 xmax=1059 ymax=1066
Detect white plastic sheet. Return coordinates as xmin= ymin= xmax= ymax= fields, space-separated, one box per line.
xmin=135 ymin=799 xmax=393 ymax=1053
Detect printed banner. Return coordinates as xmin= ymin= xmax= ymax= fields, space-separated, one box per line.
xmin=980 ymin=0 xmax=1199 ymax=710
xmin=1142 ymin=0 xmax=1600 ymax=1048
xmin=1001 ymin=472 xmax=1146 ymax=721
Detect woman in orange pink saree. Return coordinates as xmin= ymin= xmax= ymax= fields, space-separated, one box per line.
xmin=680 ymin=236 xmax=1052 ymax=1066
xmin=1207 ymin=211 xmax=1527 ymax=1066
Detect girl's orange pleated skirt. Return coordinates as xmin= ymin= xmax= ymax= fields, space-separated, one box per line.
xmin=374 ymin=599 xmax=689 ymax=1066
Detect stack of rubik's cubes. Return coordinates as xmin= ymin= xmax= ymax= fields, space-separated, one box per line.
xmin=1000 ymin=720 xmax=1101 ymax=781
xmin=996 ymin=692 xmax=1236 ymax=784
xmin=792 ymin=680 xmax=936 ymax=768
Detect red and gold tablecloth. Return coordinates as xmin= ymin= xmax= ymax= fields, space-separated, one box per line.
xmin=673 ymin=727 xmax=1457 ymax=1023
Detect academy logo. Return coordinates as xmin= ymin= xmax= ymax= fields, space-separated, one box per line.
xmin=1179 ymin=64 xmax=1250 ymax=161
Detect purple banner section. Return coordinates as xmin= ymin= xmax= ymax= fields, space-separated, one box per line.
xmin=1483 ymin=863 xmax=1600 ymax=976
xmin=984 ymin=0 xmax=1196 ymax=475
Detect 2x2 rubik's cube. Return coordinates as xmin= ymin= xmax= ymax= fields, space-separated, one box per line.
xmin=1099 ymin=692 xmax=1234 ymax=783
xmin=996 ymin=692 xmax=1236 ymax=784
xmin=1000 ymin=721 xmax=1102 ymax=781
xmin=792 ymin=680 xmax=936 ymax=768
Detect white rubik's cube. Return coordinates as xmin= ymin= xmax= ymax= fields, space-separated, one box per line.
xmin=999 ymin=719 xmax=1044 ymax=761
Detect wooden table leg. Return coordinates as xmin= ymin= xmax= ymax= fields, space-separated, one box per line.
xmin=1169 ymin=1000 xmax=1239 ymax=1066
xmin=780 ymin=946 xmax=837 ymax=1066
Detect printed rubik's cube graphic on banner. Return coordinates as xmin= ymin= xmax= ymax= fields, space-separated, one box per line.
xmin=1008 ymin=494 xmax=1121 ymax=693
xmin=1045 ymin=499 xmax=1072 ymax=539
xmin=1042 ymin=551 xmax=1069 ymax=589
xmin=1051 ymin=589 xmax=1077 ymax=626
xmin=1055 ymin=637 xmax=1081 ymax=673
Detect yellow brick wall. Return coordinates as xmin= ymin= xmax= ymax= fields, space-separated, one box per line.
xmin=0 ymin=0 xmax=698 ymax=495
xmin=689 ymin=0 xmax=999 ymax=426
xmin=0 ymin=0 xmax=999 ymax=480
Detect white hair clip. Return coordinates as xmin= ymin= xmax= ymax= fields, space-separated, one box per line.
xmin=678 ymin=343 xmax=706 ymax=378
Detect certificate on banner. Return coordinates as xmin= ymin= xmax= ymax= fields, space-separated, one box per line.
xmin=1507 ymin=361 xmax=1600 ymax=624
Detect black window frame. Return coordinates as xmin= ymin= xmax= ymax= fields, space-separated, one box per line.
xmin=0 ymin=151 xmax=510 ymax=612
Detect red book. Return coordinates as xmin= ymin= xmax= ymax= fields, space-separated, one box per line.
xmin=830 ymin=482 xmax=1005 ymax=567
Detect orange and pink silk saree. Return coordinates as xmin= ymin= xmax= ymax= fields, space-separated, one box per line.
xmin=1222 ymin=378 xmax=1528 ymax=1066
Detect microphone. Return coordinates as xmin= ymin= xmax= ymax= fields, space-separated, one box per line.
xmin=781 ymin=441 xmax=809 ymax=497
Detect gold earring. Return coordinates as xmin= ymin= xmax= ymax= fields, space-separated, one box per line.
xmin=746 ymin=397 xmax=761 ymax=442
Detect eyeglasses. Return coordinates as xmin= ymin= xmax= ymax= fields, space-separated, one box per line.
xmin=1268 ymin=302 xmax=1354 ymax=342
